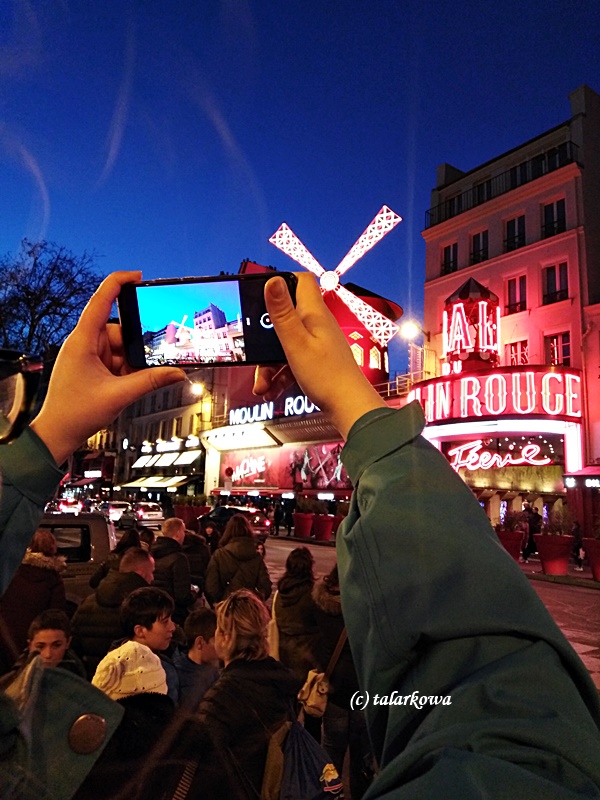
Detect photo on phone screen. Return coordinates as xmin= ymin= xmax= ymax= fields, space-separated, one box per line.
xmin=118 ymin=273 xmax=297 ymax=369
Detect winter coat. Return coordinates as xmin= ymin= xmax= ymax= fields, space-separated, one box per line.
xmin=71 ymin=570 xmax=149 ymax=678
xmin=337 ymin=402 xmax=600 ymax=797
xmin=0 ymin=550 xmax=67 ymax=672
xmin=151 ymin=536 xmax=194 ymax=622
xmin=205 ymin=538 xmax=272 ymax=604
xmin=172 ymin=648 xmax=219 ymax=710
xmin=197 ymin=657 xmax=300 ymax=796
xmin=88 ymin=552 xmax=121 ymax=589
xmin=312 ymin=579 xmax=358 ymax=707
xmin=0 ymin=646 xmax=86 ymax=690
xmin=273 ymin=576 xmax=319 ymax=682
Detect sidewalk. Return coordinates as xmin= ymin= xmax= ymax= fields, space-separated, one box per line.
xmin=517 ymin=554 xmax=600 ymax=590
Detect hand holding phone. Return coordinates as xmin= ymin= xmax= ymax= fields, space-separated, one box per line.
xmin=118 ymin=273 xmax=298 ymax=369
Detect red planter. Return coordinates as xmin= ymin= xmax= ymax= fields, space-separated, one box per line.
xmin=331 ymin=515 xmax=346 ymax=536
xmin=583 ymin=538 xmax=600 ymax=581
xmin=534 ymin=534 xmax=575 ymax=576
xmin=293 ymin=512 xmax=314 ymax=538
xmin=497 ymin=529 xmax=524 ymax=561
xmin=313 ymin=514 xmax=334 ymax=541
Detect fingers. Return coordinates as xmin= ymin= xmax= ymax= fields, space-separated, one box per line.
xmin=112 ymin=366 xmax=186 ymax=408
xmin=253 ymin=365 xmax=295 ymax=400
xmin=76 ymin=271 xmax=142 ymax=342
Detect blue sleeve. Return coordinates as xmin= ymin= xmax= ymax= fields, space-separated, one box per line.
xmin=337 ymin=401 xmax=600 ymax=798
xmin=0 ymin=426 xmax=64 ymax=594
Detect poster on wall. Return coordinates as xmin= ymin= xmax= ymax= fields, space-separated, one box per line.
xmin=219 ymin=442 xmax=352 ymax=491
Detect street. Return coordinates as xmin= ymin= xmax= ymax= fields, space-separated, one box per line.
xmin=265 ymin=537 xmax=600 ymax=691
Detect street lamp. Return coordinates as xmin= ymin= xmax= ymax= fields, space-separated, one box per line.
xmin=400 ymin=320 xmax=430 ymax=343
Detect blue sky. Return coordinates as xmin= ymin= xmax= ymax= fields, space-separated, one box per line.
xmin=1 ymin=0 xmax=598 ymax=372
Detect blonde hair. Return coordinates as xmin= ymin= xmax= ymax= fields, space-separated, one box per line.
xmin=215 ymin=589 xmax=269 ymax=662
xmin=161 ymin=517 xmax=185 ymax=538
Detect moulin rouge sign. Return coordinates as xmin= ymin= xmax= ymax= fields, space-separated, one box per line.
xmin=408 ymin=366 xmax=582 ymax=424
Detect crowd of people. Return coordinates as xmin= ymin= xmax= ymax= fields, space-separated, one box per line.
xmin=1 ymin=270 xmax=600 ymax=799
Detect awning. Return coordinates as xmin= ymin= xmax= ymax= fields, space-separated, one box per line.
xmin=122 ymin=475 xmax=192 ymax=489
xmin=68 ymin=478 xmax=99 ymax=487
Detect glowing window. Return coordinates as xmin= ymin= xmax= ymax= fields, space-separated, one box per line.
xmin=369 ymin=347 xmax=381 ymax=369
xmin=350 ymin=343 xmax=364 ymax=366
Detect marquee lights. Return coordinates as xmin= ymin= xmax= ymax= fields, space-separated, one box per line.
xmin=447 ymin=440 xmax=552 ymax=472
xmin=408 ymin=367 xmax=581 ymax=424
xmin=442 ymin=293 xmax=501 ymax=365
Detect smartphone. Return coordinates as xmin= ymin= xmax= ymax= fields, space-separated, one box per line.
xmin=118 ymin=272 xmax=297 ymax=369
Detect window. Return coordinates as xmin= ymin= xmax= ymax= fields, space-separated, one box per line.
xmin=150 ymin=394 xmax=157 ymax=413
xmin=545 ymin=332 xmax=570 ymax=366
xmin=174 ymin=416 xmax=182 ymax=437
xmin=505 ymin=215 xmax=526 ymax=251
xmin=441 ymin=242 xmax=458 ymax=274
xmin=507 ymin=340 xmax=528 ymax=365
xmin=543 ymin=262 xmax=568 ymax=305
xmin=162 ymin=390 xmax=170 ymax=410
xmin=506 ymin=275 xmax=527 ymax=314
xmin=509 ymin=161 xmax=528 ymax=189
xmin=470 ymin=230 xmax=489 ymax=264
xmin=474 ymin=180 xmax=492 ymax=206
xmin=350 ymin=343 xmax=364 ymax=366
xmin=369 ymin=347 xmax=381 ymax=370
xmin=542 ymin=199 xmax=566 ymax=238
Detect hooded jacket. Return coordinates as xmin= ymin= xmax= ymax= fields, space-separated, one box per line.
xmin=0 ymin=549 xmax=67 ymax=671
xmin=197 ymin=656 xmax=301 ymax=795
xmin=312 ymin=579 xmax=358 ymax=707
xmin=71 ymin=570 xmax=149 ymax=678
xmin=204 ymin=538 xmax=272 ymax=604
xmin=273 ymin=575 xmax=319 ymax=682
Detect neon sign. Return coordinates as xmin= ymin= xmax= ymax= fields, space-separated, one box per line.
xmin=408 ymin=367 xmax=581 ymax=424
xmin=447 ymin=440 xmax=552 ymax=472
xmin=442 ymin=301 xmax=501 ymax=361
xmin=231 ymin=455 xmax=267 ymax=483
xmin=229 ymin=395 xmax=320 ymax=426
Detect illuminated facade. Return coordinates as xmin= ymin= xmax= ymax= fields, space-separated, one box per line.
xmin=420 ymin=84 xmax=600 ymax=528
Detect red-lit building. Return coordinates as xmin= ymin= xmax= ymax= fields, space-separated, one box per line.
xmin=417 ymin=84 xmax=600 ymax=531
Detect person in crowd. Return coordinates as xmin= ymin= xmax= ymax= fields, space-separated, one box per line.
xmin=250 ymin=272 xmax=600 ymax=798
xmin=273 ymin=502 xmax=283 ymax=536
xmin=256 ymin=540 xmax=267 ymax=559
xmin=1 ymin=270 xmax=600 ymax=799
xmin=0 ymin=528 xmax=67 ymax=674
xmin=313 ymin=564 xmax=374 ymax=798
xmin=151 ymin=517 xmax=195 ymax=624
xmin=137 ymin=525 xmax=155 ymax=550
xmin=572 ymin=520 xmax=584 ymax=570
xmin=181 ymin=527 xmax=211 ymax=590
xmin=204 ymin=515 xmax=272 ymax=604
xmin=284 ymin=507 xmax=294 ymax=537
xmin=71 ymin=547 xmax=155 ymax=678
xmin=172 ymin=607 xmax=220 ymax=710
xmin=0 ymin=609 xmax=86 ymax=689
xmin=200 ymin=521 xmax=220 ymax=554
xmin=196 ymin=589 xmax=300 ymax=796
xmin=88 ymin=527 xmax=142 ymax=588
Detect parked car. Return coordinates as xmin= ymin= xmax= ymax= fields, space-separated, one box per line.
xmin=198 ymin=506 xmax=272 ymax=540
xmin=98 ymin=501 xmax=136 ymax=528
xmin=37 ymin=513 xmax=117 ymax=606
xmin=57 ymin=497 xmax=83 ymax=515
xmin=133 ymin=501 xmax=164 ymax=527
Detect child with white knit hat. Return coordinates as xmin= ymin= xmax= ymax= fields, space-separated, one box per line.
xmin=92 ymin=640 xmax=167 ymax=700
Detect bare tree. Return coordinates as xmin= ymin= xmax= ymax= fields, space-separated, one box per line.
xmin=0 ymin=239 xmax=103 ymax=354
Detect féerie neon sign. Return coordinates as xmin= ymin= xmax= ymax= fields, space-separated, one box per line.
xmin=447 ymin=440 xmax=552 ymax=472
xmin=408 ymin=366 xmax=581 ymax=424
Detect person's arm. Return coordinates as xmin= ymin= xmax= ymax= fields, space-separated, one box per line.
xmin=256 ymin=558 xmax=272 ymax=601
xmin=204 ymin=555 xmax=223 ymax=605
xmin=254 ymin=274 xmax=600 ymax=797
xmin=0 ymin=271 xmax=185 ymax=595
xmin=172 ymin=554 xmax=194 ymax=607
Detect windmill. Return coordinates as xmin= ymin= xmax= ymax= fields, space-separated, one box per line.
xmin=269 ymin=205 xmax=402 ymax=348
xmin=165 ymin=315 xmax=193 ymax=347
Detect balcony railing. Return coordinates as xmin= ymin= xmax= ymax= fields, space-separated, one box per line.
xmin=469 ymin=249 xmax=488 ymax=265
xmin=441 ymin=260 xmax=458 ymax=275
xmin=542 ymin=288 xmax=569 ymax=305
xmin=504 ymin=235 xmax=526 ymax=252
xmin=425 ymin=140 xmax=578 ymax=228
xmin=541 ymin=219 xmax=567 ymax=239
xmin=505 ymin=300 xmax=527 ymax=315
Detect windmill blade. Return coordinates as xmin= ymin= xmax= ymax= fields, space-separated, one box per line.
xmin=334 ymin=205 xmax=402 ymax=278
xmin=335 ymin=284 xmax=399 ymax=347
xmin=269 ymin=223 xmax=324 ymax=277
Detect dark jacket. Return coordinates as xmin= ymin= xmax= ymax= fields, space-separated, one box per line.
xmin=88 ymin=552 xmax=121 ymax=589
xmin=71 ymin=570 xmax=149 ymax=678
xmin=274 ymin=576 xmax=319 ymax=682
xmin=0 ymin=551 xmax=67 ymax=673
xmin=0 ymin=647 xmax=86 ymax=690
xmin=151 ymin=536 xmax=194 ymax=621
xmin=312 ymin=579 xmax=357 ymax=707
xmin=172 ymin=648 xmax=219 ymax=710
xmin=205 ymin=538 xmax=272 ymax=604
xmin=197 ymin=657 xmax=300 ymax=796
xmin=181 ymin=532 xmax=211 ymax=588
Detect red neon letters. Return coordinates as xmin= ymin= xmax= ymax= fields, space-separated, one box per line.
xmin=447 ymin=440 xmax=552 ymax=471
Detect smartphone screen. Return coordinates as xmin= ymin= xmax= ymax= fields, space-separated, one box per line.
xmin=118 ymin=273 xmax=296 ymax=369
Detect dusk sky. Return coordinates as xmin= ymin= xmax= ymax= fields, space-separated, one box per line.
xmin=1 ymin=0 xmax=598 ymax=372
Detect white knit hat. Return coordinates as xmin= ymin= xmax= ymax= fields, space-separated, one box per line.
xmin=92 ymin=641 xmax=167 ymax=700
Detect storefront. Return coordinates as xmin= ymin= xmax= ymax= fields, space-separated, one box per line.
xmin=121 ymin=434 xmax=206 ymax=502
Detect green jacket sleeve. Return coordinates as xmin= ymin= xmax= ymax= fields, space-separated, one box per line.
xmin=337 ymin=402 xmax=600 ymax=799
xmin=0 ymin=427 xmax=64 ymax=594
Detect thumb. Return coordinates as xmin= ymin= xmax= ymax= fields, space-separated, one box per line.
xmin=116 ymin=366 xmax=186 ymax=407
xmin=264 ymin=276 xmax=307 ymax=349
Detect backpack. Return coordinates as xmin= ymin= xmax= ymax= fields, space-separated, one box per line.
xmin=261 ymin=719 xmax=345 ymax=800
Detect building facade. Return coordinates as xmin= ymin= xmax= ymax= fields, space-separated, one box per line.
xmin=418 ymin=84 xmax=600 ymax=529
